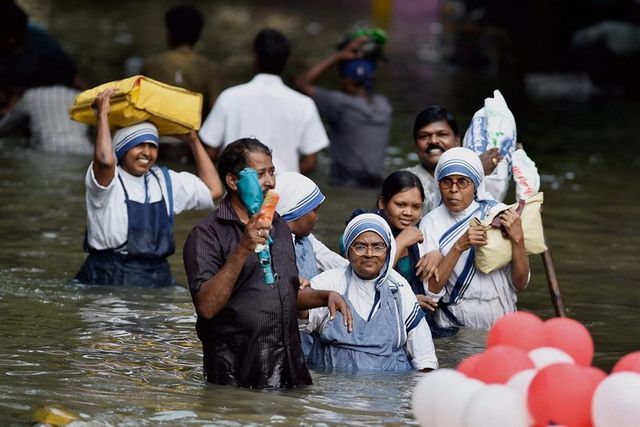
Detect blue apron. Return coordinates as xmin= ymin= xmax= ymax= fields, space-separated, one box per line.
xmin=75 ymin=167 xmax=176 ymax=287
xmin=294 ymin=236 xmax=320 ymax=357
xmin=307 ymin=269 xmax=413 ymax=373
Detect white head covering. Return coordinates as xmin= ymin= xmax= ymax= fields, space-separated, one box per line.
xmin=112 ymin=122 xmax=159 ymax=162
xmin=434 ymin=147 xmax=493 ymax=205
xmin=275 ymin=172 xmax=325 ymax=222
xmin=342 ymin=213 xmax=397 ymax=286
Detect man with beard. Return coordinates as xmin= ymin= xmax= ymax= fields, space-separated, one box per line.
xmin=403 ymin=106 xmax=502 ymax=214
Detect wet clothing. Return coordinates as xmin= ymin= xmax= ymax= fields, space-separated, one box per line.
xmin=303 ymin=267 xmax=438 ymax=371
xmin=0 ymin=86 xmax=91 ymax=155
xmin=308 ymin=268 xmax=413 ymax=372
xmin=0 ymin=25 xmax=76 ymax=89
xmin=183 ymin=197 xmax=313 ymax=389
xmin=420 ymin=148 xmax=527 ymax=330
xmin=313 ymin=87 xmax=391 ymax=188
xmin=421 ymin=200 xmax=518 ymax=329
xmin=302 ymin=213 xmax=438 ymax=372
xmin=199 ymin=74 xmax=328 ymax=173
xmin=77 ymin=164 xmax=213 ymax=286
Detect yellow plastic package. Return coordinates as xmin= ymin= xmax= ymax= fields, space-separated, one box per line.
xmin=472 ymin=192 xmax=547 ymax=274
xmin=69 ymin=75 xmax=202 ymax=134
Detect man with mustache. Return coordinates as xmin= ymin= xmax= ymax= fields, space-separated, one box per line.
xmin=403 ymin=106 xmax=502 ymax=214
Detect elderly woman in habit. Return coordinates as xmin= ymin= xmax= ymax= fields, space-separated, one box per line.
xmin=419 ymin=147 xmax=530 ymax=330
xmin=301 ymin=213 xmax=438 ymax=372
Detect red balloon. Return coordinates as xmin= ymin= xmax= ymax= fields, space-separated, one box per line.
xmin=457 ymin=353 xmax=482 ymax=378
xmin=544 ymin=317 xmax=594 ymax=366
xmin=528 ymin=364 xmax=598 ymax=427
xmin=487 ymin=311 xmax=548 ymax=351
xmin=584 ymin=366 xmax=607 ymax=387
xmin=612 ymin=351 xmax=640 ymax=374
xmin=473 ymin=345 xmax=535 ymax=384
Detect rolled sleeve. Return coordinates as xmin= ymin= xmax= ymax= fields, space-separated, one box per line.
xmin=406 ymin=320 xmax=438 ymax=370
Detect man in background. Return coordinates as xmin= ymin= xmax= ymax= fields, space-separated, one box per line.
xmin=143 ymin=5 xmax=219 ymax=117
xmin=198 ymin=29 xmax=328 ymax=175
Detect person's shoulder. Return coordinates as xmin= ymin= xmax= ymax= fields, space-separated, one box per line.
xmin=423 ymin=204 xmax=446 ymax=223
xmin=311 ymin=267 xmax=346 ymax=289
xmin=371 ymin=93 xmax=392 ymax=110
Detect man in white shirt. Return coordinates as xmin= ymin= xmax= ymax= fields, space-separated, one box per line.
xmin=198 ymin=29 xmax=329 ymax=175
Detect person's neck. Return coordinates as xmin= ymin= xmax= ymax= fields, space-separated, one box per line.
xmin=420 ymin=162 xmax=436 ymax=177
xmin=229 ymin=194 xmax=250 ymax=224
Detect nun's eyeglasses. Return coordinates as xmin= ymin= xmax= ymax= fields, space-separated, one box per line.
xmin=350 ymin=243 xmax=388 ymax=256
xmin=439 ymin=177 xmax=472 ymax=189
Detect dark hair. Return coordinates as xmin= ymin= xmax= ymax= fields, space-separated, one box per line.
xmin=380 ymin=171 xmax=425 ymax=203
xmin=412 ymin=105 xmax=460 ymax=141
xmin=253 ymin=28 xmax=290 ymax=75
xmin=0 ymin=2 xmax=28 ymax=51
xmin=217 ymin=138 xmax=272 ymax=192
xmin=165 ymin=5 xmax=204 ymax=47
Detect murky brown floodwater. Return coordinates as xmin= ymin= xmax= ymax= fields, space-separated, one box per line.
xmin=1 ymin=0 xmax=638 ymax=425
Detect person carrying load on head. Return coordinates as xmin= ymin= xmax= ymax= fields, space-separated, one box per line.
xmin=295 ymin=28 xmax=392 ymax=188
xmin=302 ymin=213 xmax=438 ymax=373
xmin=75 ymin=88 xmax=223 ymax=288
xmin=419 ymin=147 xmax=530 ymax=330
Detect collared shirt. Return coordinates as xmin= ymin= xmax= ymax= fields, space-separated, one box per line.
xmin=183 ymin=197 xmax=312 ymax=389
xmin=403 ymin=163 xmax=438 ymax=215
xmin=85 ymin=164 xmax=214 ymax=251
xmin=198 ymin=74 xmax=329 ymax=173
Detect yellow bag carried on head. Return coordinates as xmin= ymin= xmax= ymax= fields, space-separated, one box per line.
xmin=69 ymin=75 xmax=202 ymax=135
xmin=471 ymin=192 xmax=547 ymax=274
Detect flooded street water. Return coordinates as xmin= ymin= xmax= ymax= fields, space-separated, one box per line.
xmin=1 ymin=0 xmax=639 ymax=425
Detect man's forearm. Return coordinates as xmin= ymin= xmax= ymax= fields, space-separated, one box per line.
xmin=194 ymin=244 xmax=252 ymax=319
xmin=296 ymin=288 xmax=331 ymax=310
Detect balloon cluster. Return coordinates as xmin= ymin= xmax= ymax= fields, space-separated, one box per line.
xmin=412 ymin=312 xmax=640 ymax=427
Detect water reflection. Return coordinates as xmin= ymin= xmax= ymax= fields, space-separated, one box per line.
xmin=1 ymin=0 xmax=639 ymax=425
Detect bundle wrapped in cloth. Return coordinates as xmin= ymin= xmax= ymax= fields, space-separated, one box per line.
xmin=471 ymin=192 xmax=547 ymax=274
xmin=69 ymin=75 xmax=202 ymax=134
xmin=463 ymin=89 xmax=540 ymax=201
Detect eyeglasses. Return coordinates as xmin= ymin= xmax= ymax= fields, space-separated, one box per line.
xmin=439 ymin=177 xmax=472 ymax=189
xmin=350 ymin=243 xmax=388 ymax=256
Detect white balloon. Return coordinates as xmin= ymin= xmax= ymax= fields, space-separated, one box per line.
xmin=528 ymin=346 xmax=574 ymax=369
xmin=592 ymin=372 xmax=640 ymax=427
xmin=462 ymin=384 xmax=529 ymax=427
xmin=432 ymin=377 xmax=484 ymax=427
xmin=412 ymin=369 xmax=466 ymax=427
xmin=506 ymin=368 xmax=537 ymax=426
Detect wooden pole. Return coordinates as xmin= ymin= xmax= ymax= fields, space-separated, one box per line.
xmin=540 ymin=248 xmax=567 ymax=317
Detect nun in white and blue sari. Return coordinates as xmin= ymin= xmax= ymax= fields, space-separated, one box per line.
xmin=420 ymin=147 xmax=530 ymax=330
xmin=302 ymin=214 xmax=438 ymax=372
